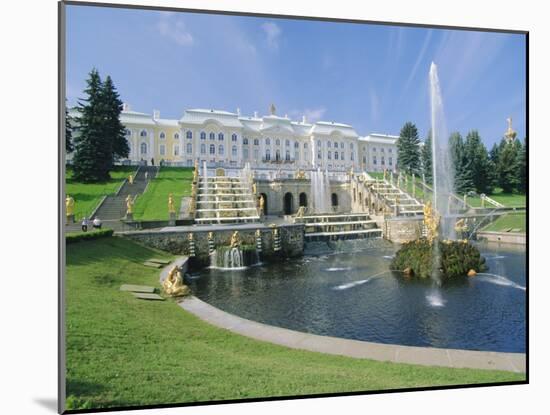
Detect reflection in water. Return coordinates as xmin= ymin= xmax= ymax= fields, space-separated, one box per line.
xmin=188 ymin=240 xmax=526 ymax=353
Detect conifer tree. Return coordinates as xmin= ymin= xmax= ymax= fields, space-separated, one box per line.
xmin=449 ymin=132 xmax=474 ymax=194
xmin=397 ymin=122 xmax=421 ymax=174
xmin=517 ymin=138 xmax=527 ymax=193
xmin=65 ymin=102 xmax=73 ymax=153
xmin=421 ymin=130 xmax=433 ymax=184
xmin=496 ymin=138 xmax=521 ymax=193
xmin=101 ymin=75 xmax=129 ymax=161
xmin=464 ymin=130 xmax=493 ymax=194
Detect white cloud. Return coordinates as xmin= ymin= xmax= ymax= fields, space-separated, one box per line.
xmin=291 ymin=107 xmax=327 ymax=123
xmin=157 ymin=14 xmax=193 ymax=46
xmin=261 ymin=22 xmax=281 ymax=49
xmin=370 ymin=91 xmax=380 ymax=122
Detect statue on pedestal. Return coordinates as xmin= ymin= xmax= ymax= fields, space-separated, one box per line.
xmin=168 ymin=193 xmax=176 ymax=214
xmin=258 ymin=194 xmax=265 ymax=215
xmin=230 ymin=231 xmax=241 ymax=248
xmin=128 ymin=174 xmax=134 ymax=185
xmin=423 ymin=201 xmax=440 ymax=244
xmin=66 ymin=195 xmax=75 ymax=217
xmin=125 ymin=195 xmax=134 ymax=215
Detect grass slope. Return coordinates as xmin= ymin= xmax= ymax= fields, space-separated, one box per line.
xmin=482 ymin=213 xmax=526 ymax=233
xmin=65 ymin=237 xmax=524 ymax=410
xmin=66 ymin=166 xmax=136 ymax=220
xmin=133 ymin=167 xmax=194 ymax=220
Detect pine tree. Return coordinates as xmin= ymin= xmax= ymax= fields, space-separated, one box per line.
xmin=65 ymin=102 xmax=73 ymax=153
xmin=517 ymin=138 xmax=527 ymax=193
xmin=421 ymin=130 xmax=433 ymax=184
xmin=101 ymin=75 xmax=129 ymax=162
xmin=464 ymin=130 xmax=493 ymax=194
xmin=449 ymin=132 xmax=474 ymax=194
xmin=72 ymin=69 xmax=112 ymax=182
xmin=496 ymin=138 xmax=521 ymax=193
xmin=397 ymin=122 xmax=421 ymax=174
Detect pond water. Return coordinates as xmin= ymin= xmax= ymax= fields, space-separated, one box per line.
xmin=186 ymin=240 xmax=526 ymax=353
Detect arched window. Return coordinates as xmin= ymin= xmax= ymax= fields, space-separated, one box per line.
xmin=266 ymin=138 xmax=271 ymax=145
xmin=285 ymin=150 xmax=290 ymax=160
xmin=317 ymin=140 xmax=321 ymax=148
xmin=335 ymin=151 xmax=339 ymax=160
xmin=286 ymin=139 xmax=290 ymax=147
xmin=373 ymin=156 xmax=377 ymax=165
xmin=209 ymin=132 xmax=215 ymax=140
xmin=317 ymin=151 xmax=322 ymax=159
xmin=140 ymin=142 xmax=147 ymax=154
xmin=232 ymin=145 xmax=237 ymax=157
xmin=200 ymin=144 xmax=206 ymax=154
xmin=327 ymin=141 xmax=331 ymax=148
xmin=243 ymin=137 xmax=249 ymax=145
xmin=253 ymin=138 xmax=259 ymax=146
xmin=276 ymin=139 xmax=280 ymax=146
xmin=125 ymin=129 xmax=131 ymax=136
xmin=187 ymin=143 xmax=192 ymax=154
xmin=340 ymin=142 xmax=344 ymax=149
xmin=294 ymin=142 xmax=299 ymax=148
xmin=218 ymin=133 xmax=224 ymax=141
xmin=266 ymin=149 xmax=271 ymax=160
xmin=200 ymin=132 xmax=206 ymax=140
xmin=304 ymin=142 xmax=308 ymax=149
xmin=186 ymin=131 xmax=192 ymax=139
xmin=218 ymin=144 xmax=224 ymax=155
xmin=209 ymin=144 xmax=215 ymax=154
xmin=294 ymin=150 xmax=299 ymax=160
xmin=342 ymin=152 xmax=345 ymax=161
xmin=381 ymin=156 xmax=385 ymax=165
xmin=159 ymin=132 xmax=166 ymax=139
xmin=159 ymin=144 xmax=166 ymax=155
xmin=350 ymin=143 xmax=354 ymax=150
xmin=276 ymin=149 xmax=281 ymax=161
xmin=174 ymin=145 xmax=179 ymax=156
xmin=231 ymin=133 xmax=237 ymax=142
xmin=140 ymin=130 xmax=147 ymax=137
xmin=328 ymin=151 xmax=332 ymax=160
xmin=332 ymin=193 xmax=339 ymax=207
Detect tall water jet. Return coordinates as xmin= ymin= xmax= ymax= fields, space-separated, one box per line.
xmin=429 ymin=62 xmax=455 ymax=240
xmin=202 ymin=160 xmax=208 ymax=199
xmin=310 ymin=168 xmax=331 ymax=213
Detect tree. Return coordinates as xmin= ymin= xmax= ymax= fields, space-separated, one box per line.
xmin=464 ymin=130 xmax=493 ymax=194
xmin=65 ymin=102 xmax=73 ymax=153
xmin=101 ymin=75 xmax=129 ymax=161
xmin=72 ymin=69 xmax=113 ymax=182
xmin=496 ymin=138 xmax=521 ymax=193
xmin=397 ymin=122 xmax=421 ymax=174
xmin=449 ymin=132 xmax=474 ymax=194
xmin=517 ymin=137 xmax=527 ymax=193
xmin=421 ymin=130 xmax=433 ymax=184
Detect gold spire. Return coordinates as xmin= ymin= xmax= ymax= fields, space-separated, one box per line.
xmin=504 ymin=116 xmax=517 ymax=142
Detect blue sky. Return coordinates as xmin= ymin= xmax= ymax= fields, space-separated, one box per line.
xmin=66 ymin=4 xmax=526 ymax=147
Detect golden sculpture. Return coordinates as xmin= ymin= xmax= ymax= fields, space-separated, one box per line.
xmin=348 ymin=167 xmax=354 ymax=179
xmin=208 ymin=231 xmax=214 ymax=240
xmin=423 ymin=201 xmax=440 ymax=244
xmin=168 ymin=193 xmax=176 ymax=214
xmin=230 ymin=231 xmax=241 ymax=248
xmin=128 ymin=174 xmax=134 ymax=185
xmin=255 ymin=229 xmax=261 ymax=238
xmin=383 ymin=169 xmax=387 ymax=181
xmin=65 ymin=195 xmax=75 ymax=217
xmin=296 ymin=206 xmax=306 ymax=218
xmin=454 ymin=218 xmax=468 ymax=239
xmin=259 ymin=194 xmax=265 ymax=214
xmin=162 ymin=265 xmax=190 ymax=297
xmin=504 ymin=117 xmax=517 ymax=142
xmin=125 ymin=195 xmax=134 ymax=214
xmin=252 ymin=182 xmax=257 ymax=194
xmin=295 ymin=170 xmax=306 ymax=180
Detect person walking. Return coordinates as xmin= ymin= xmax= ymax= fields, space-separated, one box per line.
xmin=81 ymin=217 xmax=89 ymax=232
xmin=92 ymin=217 xmax=102 ymax=230
xmin=145 ymin=171 xmax=148 ymax=181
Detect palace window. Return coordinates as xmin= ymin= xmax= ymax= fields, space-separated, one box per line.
xmin=160 ymin=132 xmax=166 ymax=140
xmin=209 ymin=144 xmax=215 ymax=154
xmin=381 ymin=156 xmax=385 ymax=165
xmin=349 ymin=143 xmax=353 ymax=149
xmin=317 ymin=151 xmax=322 ymax=159
xmin=209 ymin=132 xmax=215 ymax=140
xmin=317 ymin=140 xmax=321 ymax=148
xmin=174 ymin=145 xmax=179 ymax=156
xmin=159 ymin=144 xmax=166 ymax=155
xmin=200 ymin=132 xmax=206 ymax=140
xmin=276 ymin=139 xmax=280 ymax=146
xmin=186 ymin=131 xmax=192 ymax=139
xmin=389 ymin=157 xmax=393 ymax=166
xmin=140 ymin=142 xmax=147 ymax=154
xmin=254 ymin=149 xmax=259 ymax=159
xmin=342 ymin=152 xmax=345 ymax=161
xmin=276 ymin=149 xmax=281 ymax=160
xmin=254 ymin=138 xmax=259 ymax=146
xmin=335 ymin=151 xmax=339 ymax=160
xmin=294 ymin=150 xmax=299 ymax=160
xmin=232 ymin=146 xmax=237 ymax=157
xmin=243 ymin=148 xmax=249 ymax=159
xmin=140 ymin=130 xmax=147 ymax=137
xmin=266 ymin=138 xmax=271 ymax=145
xmin=304 ymin=142 xmax=308 ymax=149
xmin=389 ymin=148 xmax=393 ymax=153
xmin=350 ymin=152 xmax=353 ymax=161
xmin=200 ymin=144 xmax=206 ymax=154
xmin=218 ymin=133 xmax=224 ymax=141
xmin=381 ymin=147 xmax=385 ymax=153
xmin=243 ymin=137 xmax=249 ymax=145
xmin=218 ymin=144 xmax=224 ymax=155
xmin=266 ymin=149 xmax=271 ymax=160
xmin=373 ymin=147 xmax=377 ymax=152
xmin=328 ymin=151 xmax=332 ymax=160
xmin=327 ymin=141 xmax=331 ymax=148
xmin=285 ymin=150 xmax=290 ymax=161
xmin=125 ymin=129 xmax=131 ymax=136
xmin=232 ymin=133 xmax=238 ymax=142
xmin=187 ymin=143 xmax=192 ymax=154
xmin=286 ymin=139 xmax=290 ymax=147
xmin=373 ymin=156 xmax=377 ymax=165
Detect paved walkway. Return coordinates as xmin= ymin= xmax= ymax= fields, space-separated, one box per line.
xmin=178 ymin=295 xmax=526 ymax=373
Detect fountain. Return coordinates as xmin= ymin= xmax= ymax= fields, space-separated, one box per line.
xmin=208 ymin=231 xmax=260 ymax=270
xmin=310 ymin=168 xmax=332 ymax=214
xmin=391 ymin=62 xmax=486 ymax=281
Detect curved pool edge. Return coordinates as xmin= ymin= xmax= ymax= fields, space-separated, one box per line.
xmin=178 ymin=295 xmax=525 ymax=373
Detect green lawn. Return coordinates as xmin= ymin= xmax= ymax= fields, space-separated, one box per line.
xmin=133 ymin=167 xmax=194 ymax=220
xmin=66 ymin=166 xmax=136 ymax=220
xmin=65 ymin=236 xmax=524 ymax=410
xmin=482 ymin=212 xmax=526 ymax=233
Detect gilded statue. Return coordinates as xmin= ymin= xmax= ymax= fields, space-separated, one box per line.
xmin=65 ymin=195 xmax=75 ymax=217
xmin=252 ymin=182 xmax=257 ymax=195
xmin=423 ymin=201 xmax=440 ymax=244
xmin=125 ymin=195 xmax=133 ymax=214
xmin=505 ymin=117 xmax=517 ymax=142
xmin=168 ymin=193 xmax=176 ymax=214
xmin=259 ymin=194 xmax=265 ymax=214
xmin=454 ymin=218 xmax=468 ymax=239
xmin=383 ymin=169 xmax=387 ymax=181
xmin=162 ymin=265 xmax=190 ymax=297
xmin=208 ymin=231 xmax=214 ymax=240
xmin=296 ymin=206 xmax=306 ymax=218
xmin=295 ymin=170 xmax=306 ymax=180
xmin=230 ymin=231 xmax=241 ymax=248
xmin=128 ymin=174 xmax=134 ymax=185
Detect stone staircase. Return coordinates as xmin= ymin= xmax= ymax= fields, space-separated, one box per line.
xmin=366 ymin=178 xmax=424 ymax=216
xmin=65 ymin=166 xmax=158 ymax=232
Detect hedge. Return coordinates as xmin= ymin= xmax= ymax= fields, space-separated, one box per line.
xmin=66 ymin=228 xmax=114 ymax=244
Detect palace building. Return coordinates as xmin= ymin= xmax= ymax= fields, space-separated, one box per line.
xmin=68 ymin=104 xmax=398 ymax=172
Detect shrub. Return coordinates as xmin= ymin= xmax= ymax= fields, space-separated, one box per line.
xmin=66 ymin=228 xmax=114 ymax=244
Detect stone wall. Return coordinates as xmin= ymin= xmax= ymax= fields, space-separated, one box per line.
xmin=119 ymin=224 xmax=305 ymax=270
xmin=384 ymin=217 xmax=423 ymax=243
xmin=257 ymin=179 xmax=351 ymax=215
